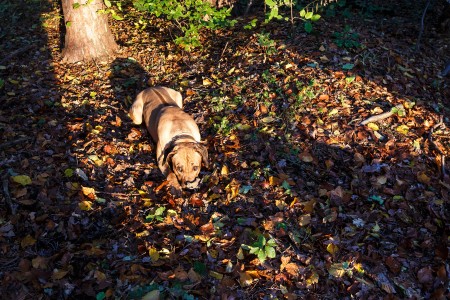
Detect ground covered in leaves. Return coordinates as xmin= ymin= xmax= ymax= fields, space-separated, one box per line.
xmin=0 ymin=0 xmax=449 ymax=299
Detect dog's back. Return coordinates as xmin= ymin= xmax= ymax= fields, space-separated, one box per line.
xmin=129 ymin=87 xmax=183 ymax=140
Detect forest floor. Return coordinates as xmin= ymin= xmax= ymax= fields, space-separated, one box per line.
xmin=0 ymin=0 xmax=449 ymax=299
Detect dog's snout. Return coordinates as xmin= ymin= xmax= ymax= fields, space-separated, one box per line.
xmin=184 ymin=177 xmax=201 ymax=190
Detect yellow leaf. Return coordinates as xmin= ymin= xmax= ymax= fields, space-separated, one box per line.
xmin=396 ymin=124 xmax=409 ymax=135
xmin=79 ymin=200 xmax=93 ymax=211
xmin=326 ymin=243 xmax=339 ymax=255
xmin=51 ymin=269 xmax=69 ymax=280
xmin=12 ymin=175 xmax=32 ymax=186
xmin=81 ymin=186 xmax=97 ymax=199
xmin=306 ymin=271 xmax=319 ymax=287
xmin=203 ymin=78 xmax=212 ymax=86
xmin=149 ymin=247 xmax=160 ymax=262
xmin=221 ymin=165 xmax=229 ymax=175
xmin=21 ymin=234 xmax=36 ymax=248
xmin=135 ymin=230 xmax=150 ymax=237
xmin=366 ymin=122 xmax=379 ymax=131
xmin=417 ymin=171 xmax=430 ymax=184
xmin=209 ymin=270 xmax=223 ymax=280
xmin=354 ymin=263 xmax=365 ymax=274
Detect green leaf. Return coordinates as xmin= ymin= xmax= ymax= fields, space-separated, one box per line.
xmin=73 ymin=3 xmax=81 ymax=9
xmin=154 ymin=206 xmax=166 ymax=216
xmin=300 ymin=9 xmax=306 ymax=17
xmin=96 ymin=291 xmax=106 ymax=300
xmin=249 ymin=246 xmax=259 ymax=254
xmin=305 ymin=11 xmax=313 ymax=19
xmin=342 ymin=63 xmax=354 ymax=70
xmin=266 ymin=239 xmax=277 ymax=247
xmin=265 ymin=246 xmax=276 ymax=258
xmin=304 ymin=21 xmax=313 ymax=33
xmin=12 ymin=175 xmax=32 ymax=186
xmin=66 ymin=21 xmax=72 ymax=28
xmin=257 ymin=249 xmax=267 ymax=262
xmin=64 ymin=168 xmax=74 ymax=177
xmin=311 ymin=14 xmax=321 ymax=21
xmin=104 ymin=0 xmax=112 ymax=8
xmin=345 ymin=76 xmax=355 ymax=83
xmin=111 ymin=13 xmax=124 ymax=21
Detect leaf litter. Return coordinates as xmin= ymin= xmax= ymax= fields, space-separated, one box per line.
xmin=0 ymin=0 xmax=449 ymax=299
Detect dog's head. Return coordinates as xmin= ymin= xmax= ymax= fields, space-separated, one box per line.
xmin=165 ymin=142 xmax=208 ymax=189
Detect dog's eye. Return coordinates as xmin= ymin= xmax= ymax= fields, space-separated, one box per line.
xmin=193 ymin=166 xmax=199 ymax=172
xmin=177 ymin=166 xmax=183 ymax=173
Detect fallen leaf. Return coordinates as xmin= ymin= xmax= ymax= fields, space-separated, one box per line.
xmin=11 ymin=175 xmax=32 ymax=186
xmin=141 ymin=290 xmax=160 ymax=300
xmin=21 ymin=235 xmax=36 ymax=248
xmin=51 ymin=269 xmax=69 ymax=280
xmin=79 ymin=200 xmax=93 ymax=211
xmin=396 ymin=124 xmax=409 ymax=135
xmin=326 ymin=243 xmax=339 ymax=255
xmin=367 ymin=122 xmax=379 ymax=131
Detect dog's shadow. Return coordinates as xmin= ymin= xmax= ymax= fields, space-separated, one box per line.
xmin=108 ymin=58 xmax=165 ymax=187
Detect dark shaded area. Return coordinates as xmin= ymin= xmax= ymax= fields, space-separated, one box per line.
xmin=0 ymin=0 xmax=448 ymax=299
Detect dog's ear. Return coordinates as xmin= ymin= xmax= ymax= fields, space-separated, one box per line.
xmin=194 ymin=143 xmax=209 ymax=168
xmin=163 ymin=145 xmax=179 ymax=170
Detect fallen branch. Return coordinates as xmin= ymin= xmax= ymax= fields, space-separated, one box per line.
xmin=2 ymin=176 xmax=17 ymax=215
xmin=428 ymin=115 xmax=447 ymax=178
xmin=0 ymin=44 xmax=34 ymax=65
xmin=0 ymin=137 xmax=30 ymax=151
xmin=360 ymin=104 xmax=404 ymax=126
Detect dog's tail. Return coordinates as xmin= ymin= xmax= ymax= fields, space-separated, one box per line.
xmin=129 ymin=92 xmax=144 ymax=125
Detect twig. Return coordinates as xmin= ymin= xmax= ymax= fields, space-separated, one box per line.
xmin=360 ymin=104 xmax=404 ymax=126
xmin=2 ymin=176 xmax=17 ymax=215
xmin=0 ymin=44 xmax=34 ymax=65
xmin=416 ymin=0 xmax=431 ymax=52
xmin=428 ymin=115 xmax=447 ymax=178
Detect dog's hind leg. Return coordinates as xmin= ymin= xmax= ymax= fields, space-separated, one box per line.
xmin=129 ymin=92 xmax=144 ymax=125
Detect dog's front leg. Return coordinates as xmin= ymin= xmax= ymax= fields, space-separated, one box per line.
xmin=157 ymin=143 xmax=182 ymax=197
xmin=166 ymin=172 xmax=182 ymax=197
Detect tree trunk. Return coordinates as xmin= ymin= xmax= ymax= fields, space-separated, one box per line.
xmin=61 ymin=0 xmax=118 ymax=63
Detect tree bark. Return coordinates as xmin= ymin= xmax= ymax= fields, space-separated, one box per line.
xmin=61 ymin=0 xmax=118 ymax=63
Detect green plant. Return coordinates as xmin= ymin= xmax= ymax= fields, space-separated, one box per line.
xmin=145 ymin=206 xmax=166 ymax=223
xmin=264 ymin=0 xmax=338 ymax=33
xmin=256 ymin=32 xmax=277 ymax=55
xmin=242 ymin=234 xmax=277 ymax=263
xmin=134 ymin=0 xmax=236 ymax=51
xmin=333 ymin=25 xmax=360 ymax=49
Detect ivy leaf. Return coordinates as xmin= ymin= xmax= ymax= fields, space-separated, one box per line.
xmin=104 ymin=0 xmax=112 ymax=8
xmin=300 ymin=9 xmax=306 ymax=17
xmin=305 ymin=11 xmax=313 ymax=19
xmin=73 ymin=3 xmax=81 ymax=9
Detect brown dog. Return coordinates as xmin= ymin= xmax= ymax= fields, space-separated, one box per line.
xmin=129 ymin=87 xmax=208 ymax=194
